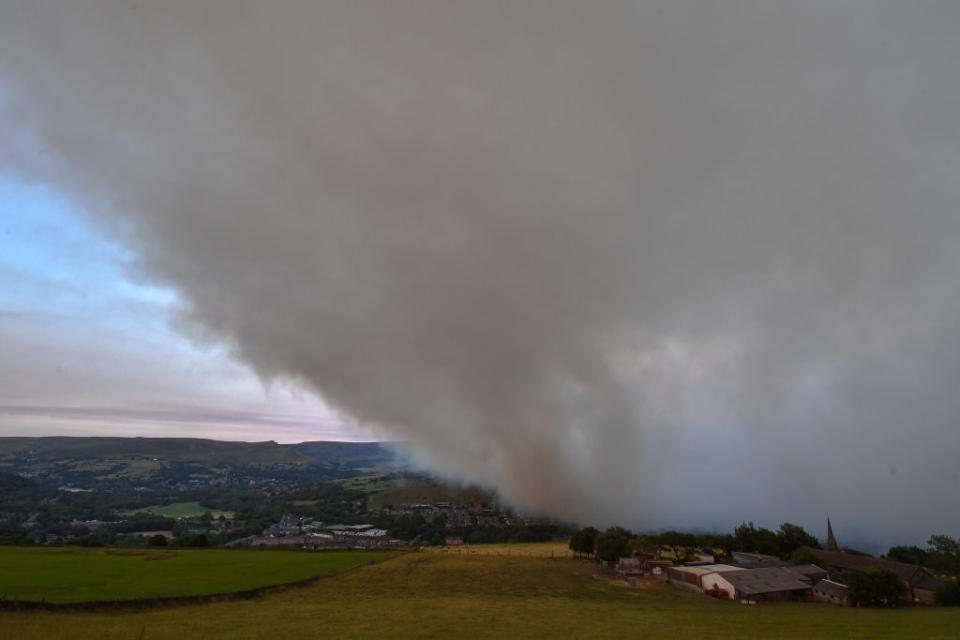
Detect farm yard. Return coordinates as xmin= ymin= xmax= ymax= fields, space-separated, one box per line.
xmin=1 ymin=544 xmax=956 ymax=639
xmin=0 ymin=547 xmax=387 ymax=603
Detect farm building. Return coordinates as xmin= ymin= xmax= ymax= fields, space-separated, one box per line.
xmin=813 ymin=579 xmax=851 ymax=606
xmin=666 ymin=566 xmax=714 ymax=591
xmin=616 ymin=557 xmax=643 ymax=577
xmin=666 ymin=565 xmax=743 ymax=591
xmin=644 ymin=559 xmax=674 ymax=575
xmin=704 ymin=567 xmax=812 ymax=603
xmin=693 ymin=563 xmax=745 ymax=573
xmin=731 ymin=551 xmax=781 ymax=565
xmin=811 ymin=549 xmax=945 ymax=604
xmin=784 ymin=564 xmax=829 ymax=584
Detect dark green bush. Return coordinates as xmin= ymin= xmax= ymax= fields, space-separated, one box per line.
xmin=934 ymin=580 xmax=960 ymax=606
xmin=846 ymin=567 xmax=908 ymax=607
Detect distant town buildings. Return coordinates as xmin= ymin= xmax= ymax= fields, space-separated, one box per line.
xmin=228 ymin=514 xmax=407 ymax=550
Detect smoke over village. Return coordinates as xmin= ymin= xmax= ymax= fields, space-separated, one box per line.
xmin=2 ymin=1 xmax=960 ymax=551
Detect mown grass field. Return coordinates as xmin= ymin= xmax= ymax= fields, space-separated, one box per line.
xmin=2 ymin=543 xmax=957 ymax=639
xmin=136 ymin=501 xmax=210 ymax=517
xmin=0 ymin=547 xmax=388 ymax=603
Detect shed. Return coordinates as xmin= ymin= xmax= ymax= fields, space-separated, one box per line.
xmin=616 ymin=557 xmax=643 ymax=577
xmin=708 ymin=567 xmax=813 ymax=603
xmin=666 ymin=566 xmax=714 ymax=591
xmin=813 ymin=579 xmax=851 ymax=606
xmin=645 ymin=559 xmax=674 ymax=576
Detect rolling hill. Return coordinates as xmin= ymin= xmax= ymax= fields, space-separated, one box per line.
xmin=0 ymin=437 xmax=403 ymax=487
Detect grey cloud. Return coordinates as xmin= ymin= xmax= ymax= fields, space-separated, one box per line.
xmin=0 ymin=309 xmax=343 ymax=443
xmin=1 ymin=1 xmax=959 ymax=547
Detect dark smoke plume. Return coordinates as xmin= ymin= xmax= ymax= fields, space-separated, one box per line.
xmin=2 ymin=1 xmax=959 ymax=545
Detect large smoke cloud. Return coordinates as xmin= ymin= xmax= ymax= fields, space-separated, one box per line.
xmin=2 ymin=1 xmax=959 ymax=545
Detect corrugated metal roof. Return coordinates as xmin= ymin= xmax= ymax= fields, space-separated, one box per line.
xmin=811 ymin=550 xmax=945 ymax=589
xmin=715 ymin=567 xmax=812 ymax=595
xmin=813 ymin=579 xmax=848 ymax=598
xmin=670 ymin=566 xmax=715 ymax=576
xmin=784 ymin=564 xmax=829 ymax=582
xmin=731 ymin=551 xmax=780 ymax=563
xmin=913 ymin=572 xmax=945 ymax=591
xmin=693 ymin=564 xmax=744 ymax=573
xmin=730 ymin=560 xmax=790 ymax=569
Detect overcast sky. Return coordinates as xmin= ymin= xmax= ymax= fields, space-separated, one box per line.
xmin=0 ymin=175 xmax=356 ymax=442
xmin=1 ymin=1 xmax=958 ymax=549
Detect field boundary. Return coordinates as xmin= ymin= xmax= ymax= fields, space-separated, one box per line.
xmin=0 ymin=551 xmax=401 ymax=612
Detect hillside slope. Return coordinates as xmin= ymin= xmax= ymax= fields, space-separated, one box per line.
xmin=1 ymin=547 xmax=957 ymax=639
xmin=0 ymin=437 xmax=401 ymax=486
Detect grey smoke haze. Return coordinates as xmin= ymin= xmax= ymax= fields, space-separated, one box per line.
xmin=2 ymin=1 xmax=959 ymax=547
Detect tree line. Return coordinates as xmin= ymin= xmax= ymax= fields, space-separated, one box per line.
xmin=568 ymin=523 xmax=960 ymax=606
xmin=569 ymin=523 xmax=960 ymax=577
xmin=570 ymin=521 xmax=821 ymax=563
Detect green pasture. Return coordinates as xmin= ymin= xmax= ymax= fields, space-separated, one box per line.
xmin=0 ymin=547 xmax=387 ymax=603
xmin=1 ymin=543 xmax=957 ymax=639
xmin=137 ymin=501 xmax=209 ymax=517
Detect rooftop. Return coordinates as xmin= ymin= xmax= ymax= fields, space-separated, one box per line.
xmin=716 ymin=567 xmax=812 ymax=595
xmin=814 ymin=579 xmax=848 ymax=598
xmin=811 ymin=550 xmax=945 ymax=589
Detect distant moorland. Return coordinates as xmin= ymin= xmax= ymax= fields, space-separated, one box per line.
xmin=0 ymin=436 xmax=570 ymax=548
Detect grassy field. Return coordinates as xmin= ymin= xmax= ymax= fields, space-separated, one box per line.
xmin=359 ymin=475 xmax=492 ymax=510
xmin=1 ymin=543 xmax=957 ymax=639
xmin=136 ymin=501 xmax=210 ymax=517
xmin=0 ymin=547 xmax=388 ymax=603
xmin=431 ymin=541 xmax=572 ymax=557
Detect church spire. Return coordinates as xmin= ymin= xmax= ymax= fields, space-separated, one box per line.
xmin=826 ymin=517 xmax=839 ymax=552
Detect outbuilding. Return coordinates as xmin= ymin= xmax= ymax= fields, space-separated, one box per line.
xmin=667 ymin=564 xmax=743 ymax=591
xmin=704 ymin=567 xmax=813 ymax=603
xmin=813 ymin=579 xmax=851 ymax=606
xmin=811 ymin=549 xmax=945 ymax=604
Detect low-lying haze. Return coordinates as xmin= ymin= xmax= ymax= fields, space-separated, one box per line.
xmin=1 ymin=1 xmax=959 ymax=548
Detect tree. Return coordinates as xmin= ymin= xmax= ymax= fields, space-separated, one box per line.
xmin=147 ymin=534 xmax=168 ymax=547
xmin=656 ymin=531 xmax=685 ymax=560
xmin=885 ymin=545 xmax=927 ymax=566
xmin=173 ymin=533 xmax=209 ymax=547
xmin=777 ymin=523 xmax=820 ymax=557
xmin=790 ymin=546 xmax=823 ymax=568
xmin=934 ymin=580 xmax=960 ymax=606
xmin=927 ymin=534 xmax=960 ymax=557
xmin=846 ymin=568 xmax=908 ymax=607
xmin=634 ymin=536 xmax=660 ymax=559
xmin=516 ymin=527 xmax=536 ymax=543
xmin=754 ymin=527 xmax=781 ymax=556
xmin=927 ymin=535 xmax=960 ymax=577
xmin=594 ymin=528 xmax=632 ymax=563
xmin=678 ymin=532 xmax=698 ymax=560
xmin=734 ymin=522 xmax=758 ymax=552
xmin=569 ymin=527 xmax=599 ymax=557
xmin=712 ymin=534 xmax=737 ymax=559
